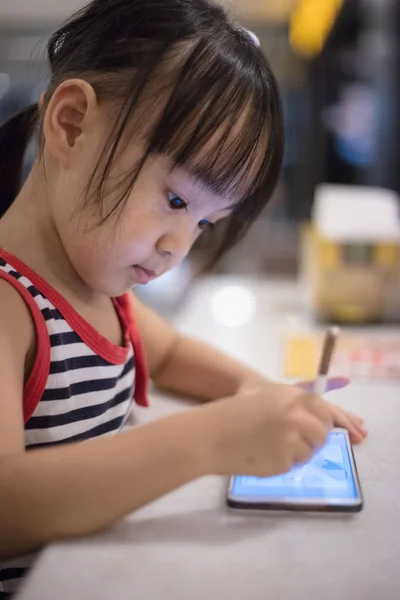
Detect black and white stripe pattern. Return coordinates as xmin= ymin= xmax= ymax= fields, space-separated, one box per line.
xmin=0 ymin=258 xmax=136 ymax=595
xmin=0 ymin=555 xmax=37 ymax=597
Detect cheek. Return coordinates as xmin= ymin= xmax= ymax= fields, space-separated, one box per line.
xmin=52 ymin=162 xmax=164 ymax=294
xmin=61 ymin=227 xmax=133 ymax=295
xmin=119 ymin=192 xmax=162 ymax=250
xmin=56 ymin=203 xmax=157 ymax=291
xmin=59 ymin=214 xmax=111 ymax=267
xmin=54 ymin=199 xmax=118 ymax=279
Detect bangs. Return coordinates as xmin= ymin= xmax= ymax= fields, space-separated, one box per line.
xmin=145 ymin=33 xmax=284 ymax=221
xmin=37 ymin=0 xmax=284 ymax=264
xmin=75 ymin=14 xmax=284 ymax=258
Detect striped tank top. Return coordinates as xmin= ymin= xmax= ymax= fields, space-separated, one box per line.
xmin=0 ymin=249 xmax=149 ymax=597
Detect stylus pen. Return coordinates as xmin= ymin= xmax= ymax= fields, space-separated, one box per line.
xmin=314 ymin=326 xmax=341 ymax=397
xmin=294 ymin=326 xmax=340 ymax=481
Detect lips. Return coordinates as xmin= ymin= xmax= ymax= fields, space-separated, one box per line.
xmin=132 ymin=265 xmax=157 ymax=285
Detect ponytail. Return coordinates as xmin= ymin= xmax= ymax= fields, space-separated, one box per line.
xmin=0 ymin=104 xmax=39 ymax=218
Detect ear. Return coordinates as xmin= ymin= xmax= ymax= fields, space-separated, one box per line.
xmin=42 ymin=79 xmax=98 ymax=167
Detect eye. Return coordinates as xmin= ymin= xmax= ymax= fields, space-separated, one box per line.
xmin=168 ymin=192 xmax=187 ymax=210
xmin=198 ymin=219 xmax=215 ymax=231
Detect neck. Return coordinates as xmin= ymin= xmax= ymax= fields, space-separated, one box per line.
xmin=0 ymin=163 xmax=102 ymax=305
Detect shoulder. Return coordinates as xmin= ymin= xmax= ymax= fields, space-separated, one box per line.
xmin=0 ymin=278 xmax=34 ymax=455
xmin=0 ymin=277 xmax=35 ymax=364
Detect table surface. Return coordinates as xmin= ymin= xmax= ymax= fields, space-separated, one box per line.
xmin=18 ymin=277 xmax=400 ymax=600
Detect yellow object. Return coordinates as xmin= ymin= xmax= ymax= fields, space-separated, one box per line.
xmin=317 ymin=237 xmax=340 ymax=270
xmin=375 ymin=245 xmax=398 ymax=269
xmin=332 ymin=305 xmax=373 ymax=323
xmin=290 ymin=0 xmax=344 ymax=56
xmin=284 ymin=335 xmax=319 ymax=379
xmin=301 ymin=184 xmax=400 ymax=323
xmin=302 ymin=185 xmax=400 ymax=323
xmin=309 ymin=225 xmax=390 ymax=321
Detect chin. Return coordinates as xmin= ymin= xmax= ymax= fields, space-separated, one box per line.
xmin=110 ymin=283 xmax=134 ymax=298
xmin=90 ymin=276 xmax=133 ymax=299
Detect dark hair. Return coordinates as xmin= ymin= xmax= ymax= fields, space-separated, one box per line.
xmin=0 ymin=0 xmax=284 ymax=262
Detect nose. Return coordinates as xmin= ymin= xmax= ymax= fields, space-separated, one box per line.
xmin=156 ymin=226 xmax=195 ymax=262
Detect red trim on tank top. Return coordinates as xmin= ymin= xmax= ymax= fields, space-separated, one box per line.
xmin=0 ymin=249 xmax=129 ymax=365
xmin=116 ymin=293 xmax=149 ymax=407
xmin=0 ymin=269 xmax=50 ymax=423
xmin=0 ymin=249 xmax=149 ymax=410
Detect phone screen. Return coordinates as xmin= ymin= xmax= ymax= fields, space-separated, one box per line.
xmin=230 ymin=431 xmax=361 ymax=505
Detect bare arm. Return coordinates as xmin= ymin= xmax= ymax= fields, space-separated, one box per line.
xmin=131 ymin=293 xmax=266 ymax=401
xmin=0 ymin=283 xmax=212 ymax=560
xmin=0 ymin=408 xmax=211 ymax=560
xmin=0 ymin=286 xmax=356 ymax=560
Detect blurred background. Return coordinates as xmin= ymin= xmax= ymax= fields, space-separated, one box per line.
xmin=1 ymin=0 xmax=400 ymax=317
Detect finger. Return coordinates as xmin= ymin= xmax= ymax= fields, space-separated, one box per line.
xmin=342 ymin=420 xmax=366 ymax=445
xmin=346 ymin=411 xmax=365 ymax=425
xmin=296 ymin=377 xmax=350 ymax=393
xmin=302 ymin=394 xmax=334 ymax=429
xmin=297 ymin=410 xmax=331 ymax=449
xmin=331 ymin=406 xmax=365 ymax=429
xmin=332 ymin=409 xmax=367 ymax=444
xmin=331 ymin=408 xmax=367 ymax=442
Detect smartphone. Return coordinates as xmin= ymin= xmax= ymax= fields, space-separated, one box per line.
xmin=227 ymin=429 xmax=363 ymax=513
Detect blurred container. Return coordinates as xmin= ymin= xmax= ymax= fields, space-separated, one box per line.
xmin=301 ymin=184 xmax=400 ymax=323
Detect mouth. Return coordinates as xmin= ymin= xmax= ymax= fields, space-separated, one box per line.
xmin=132 ymin=265 xmax=157 ymax=285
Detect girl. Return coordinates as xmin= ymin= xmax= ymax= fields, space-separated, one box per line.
xmin=0 ymin=0 xmax=367 ymax=596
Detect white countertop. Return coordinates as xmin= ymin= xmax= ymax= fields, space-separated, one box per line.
xmin=17 ymin=277 xmax=400 ymax=600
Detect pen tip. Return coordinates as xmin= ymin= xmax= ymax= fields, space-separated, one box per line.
xmin=329 ymin=326 xmax=341 ymax=338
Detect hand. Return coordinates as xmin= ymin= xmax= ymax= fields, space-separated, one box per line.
xmin=296 ymin=377 xmax=367 ymax=445
xmin=206 ymin=383 xmax=333 ymax=478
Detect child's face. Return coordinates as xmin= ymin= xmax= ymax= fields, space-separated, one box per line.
xmin=59 ymin=152 xmax=233 ymax=297
xmin=44 ymin=82 xmax=235 ymax=297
